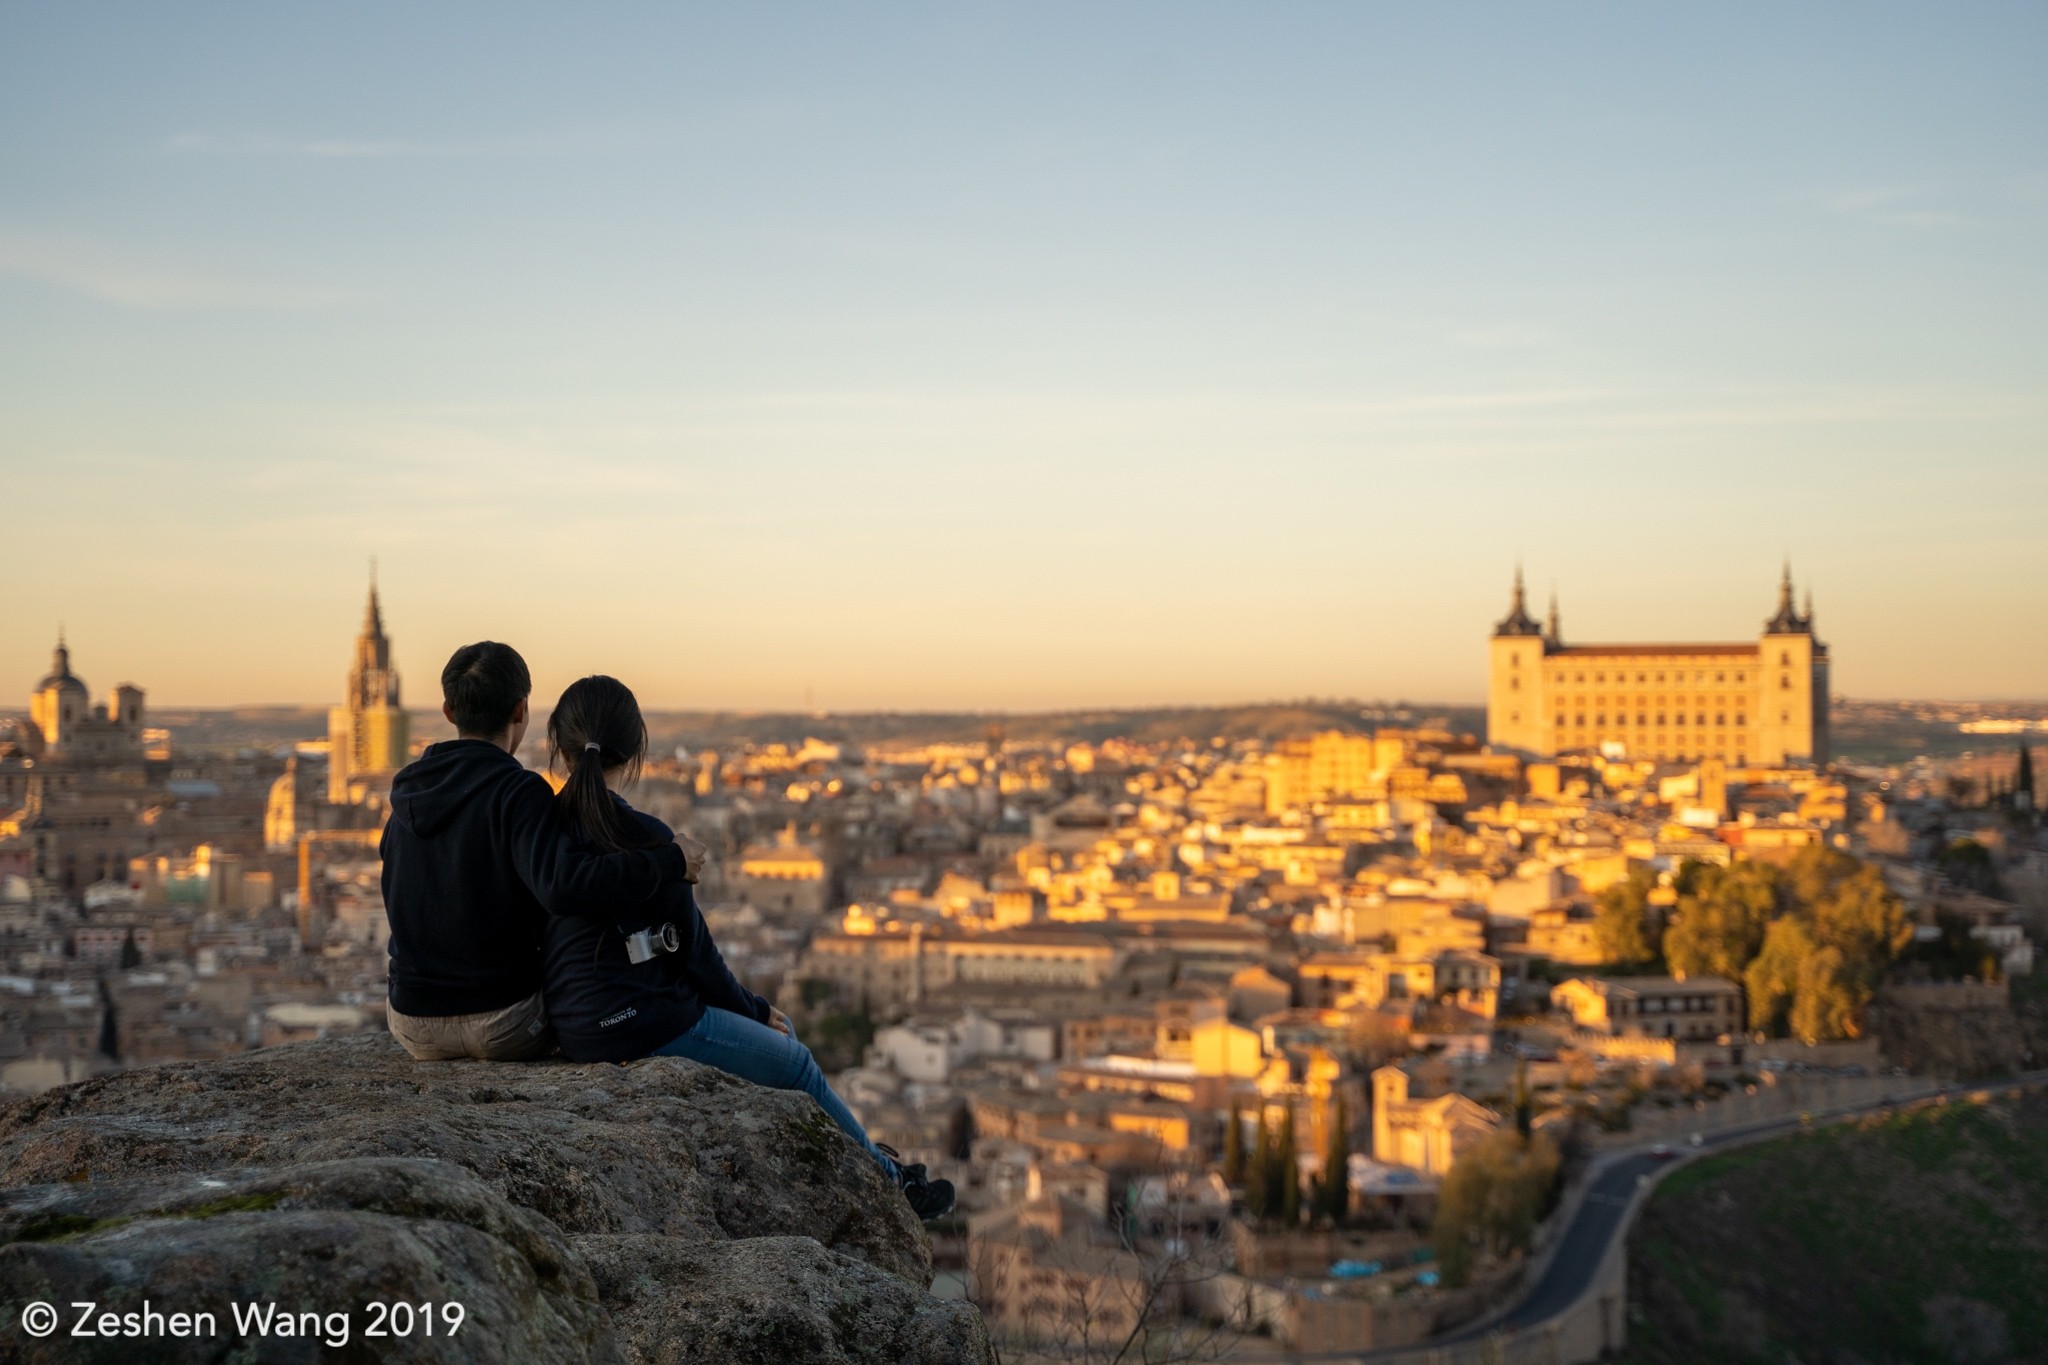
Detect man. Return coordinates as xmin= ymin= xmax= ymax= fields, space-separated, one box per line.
xmin=381 ymin=641 xmax=703 ymax=1061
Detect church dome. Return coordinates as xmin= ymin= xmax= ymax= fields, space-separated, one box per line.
xmin=35 ymin=638 xmax=87 ymax=697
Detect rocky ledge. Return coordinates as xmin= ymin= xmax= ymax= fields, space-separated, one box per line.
xmin=0 ymin=1034 xmax=993 ymax=1364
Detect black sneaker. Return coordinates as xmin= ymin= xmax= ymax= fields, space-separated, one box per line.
xmin=900 ymin=1168 xmax=956 ymax=1220
xmin=878 ymin=1145 xmax=955 ymax=1220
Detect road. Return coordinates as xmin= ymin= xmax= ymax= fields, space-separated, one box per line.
xmin=1425 ymin=1069 xmax=2048 ymax=1350
xmin=1266 ymin=1069 xmax=2048 ymax=1362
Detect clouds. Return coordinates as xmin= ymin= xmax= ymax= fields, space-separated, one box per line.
xmin=0 ymin=232 xmax=358 ymax=310
xmin=163 ymin=129 xmax=618 ymax=160
xmin=1816 ymin=183 xmax=1981 ymax=229
xmin=1804 ymin=175 xmax=2048 ymax=231
xmin=1448 ymin=322 xmax=1559 ymax=349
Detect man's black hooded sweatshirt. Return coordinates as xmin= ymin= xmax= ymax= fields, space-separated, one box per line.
xmin=381 ymin=739 xmax=688 ymax=1017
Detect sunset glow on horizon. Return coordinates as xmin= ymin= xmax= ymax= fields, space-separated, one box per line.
xmin=5 ymin=5 xmax=2044 ymax=708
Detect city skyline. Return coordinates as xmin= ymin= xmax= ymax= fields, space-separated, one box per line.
xmin=5 ymin=5 xmax=2046 ymax=706
xmin=12 ymin=559 xmax=2048 ymax=714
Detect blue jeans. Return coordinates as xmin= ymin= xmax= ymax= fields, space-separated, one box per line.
xmin=654 ymin=1007 xmax=899 ymax=1180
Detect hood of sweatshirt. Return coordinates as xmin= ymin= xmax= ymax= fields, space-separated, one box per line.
xmin=389 ymin=740 xmax=526 ymax=838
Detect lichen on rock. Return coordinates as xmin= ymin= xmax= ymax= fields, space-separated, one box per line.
xmin=0 ymin=1035 xmax=994 ymax=1365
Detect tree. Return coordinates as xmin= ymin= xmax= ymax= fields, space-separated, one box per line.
xmin=1745 ymin=915 xmax=1815 ymax=1038
xmin=1782 ymin=845 xmax=1861 ymax=914
xmin=1432 ymin=1129 xmax=1561 ymax=1287
xmin=1245 ymin=1108 xmax=1273 ymax=1221
xmin=1789 ymin=945 xmax=1858 ymax=1044
xmin=118 ymin=928 xmax=142 ymax=970
xmin=1592 ymin=869 xmax=1657 ymax=967
xmin=1222 ymin=1097 xmax=1245 ymax=1186
xmin=1316 ymin=1094 xmax=1350 ymax=1225
xmin=1512 ymin=1057 xmax=1533 ymax=1138
xmin=1936 ymin=839 xmax=2004 ymax=898
xmin=1903 ymin=912 xmax=1998 ymax=982
xmin=1664 ymin=860 xmax=1778 ymax=982
xmin=1742 ymin=855 xmax=1911 ymax=1043
xmin=1277 ymin=1104 xmax=1301 ymax=1229
xmin=95 ymin=979 xmax=120 ymax=1061
xmin=1809 ymin=862 xmax=1912 ymax=989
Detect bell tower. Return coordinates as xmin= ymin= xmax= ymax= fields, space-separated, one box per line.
xmin=327 ymin=567 xmax=411 ymax=802
xmin=1754 ymin=564 xmax=1828 ymax=766
xmin=1487 ymin=568 xmax=1551 ymax=756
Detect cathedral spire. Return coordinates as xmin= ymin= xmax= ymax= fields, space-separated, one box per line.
xmin=1546 ymin=588 xmax=1562 ymax=644
xmin=1493 ymin=564 xmax=1544 ymax=638
xmin=331 ymin=570 xmax=407 ymax=803
xmin=361 ymin=563 xmax=384 ymax=639
xmin=1765 ymin=561 xmax=1808 ymax=635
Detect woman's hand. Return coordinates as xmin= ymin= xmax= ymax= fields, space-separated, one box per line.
xmin=674 ymin=832 xmax=710 ymax=883
xmin=767 ymin=1008 xmax=796 ymax=1038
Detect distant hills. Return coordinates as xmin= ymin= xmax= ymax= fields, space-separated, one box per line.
xmin=47 ymin=697 xmax=2048 ymax=765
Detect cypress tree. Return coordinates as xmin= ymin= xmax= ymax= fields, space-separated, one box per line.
xmin=1319 ymin=1094 xmax=1350 ymax=1225
xmin=1279 ymin=1104 xmax=1301 ymax=1228
xmin=1223 ymin=1096 xmax=1245 ymax=1186
xmin=1246 ymin=1108 xmax=1273 ymax=1221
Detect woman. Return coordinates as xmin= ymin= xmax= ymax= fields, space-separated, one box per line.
xmin=538 ymin=675 xmax=953 ymax=1220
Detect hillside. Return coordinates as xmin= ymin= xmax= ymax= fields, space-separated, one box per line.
xmin=125 ymin=701 xmax=1487 ymax=756
xmin=1620 ymin=1089 xmax=2048 ymax=1364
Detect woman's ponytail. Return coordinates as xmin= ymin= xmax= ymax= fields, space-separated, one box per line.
xmin=547 ymin=676 xmax=662 ymax=853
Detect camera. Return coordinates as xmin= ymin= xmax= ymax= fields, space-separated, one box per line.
xmin=624 ymin=922 xmax=680 ymax=964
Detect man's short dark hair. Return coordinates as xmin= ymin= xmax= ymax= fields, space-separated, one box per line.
xmin=441 ymin=642 xmax=531 ymax=736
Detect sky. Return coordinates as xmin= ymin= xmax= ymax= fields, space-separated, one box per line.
xmin=2 ymin=3 xmax=2044 ymax=711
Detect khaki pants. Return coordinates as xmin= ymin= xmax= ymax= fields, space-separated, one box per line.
xmin=386 ymin=990 xmax=555 ymax=1062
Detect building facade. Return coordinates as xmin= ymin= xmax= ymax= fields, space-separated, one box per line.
xmin=0 ymin=638 xmax=157 ymax=891
xmin=327 ymin=577 xmax=409 ymax=803
xmin=1552 ymin=974 xmax=1744 ymax=1041
xmin=1487 ymin=566 xmax=1829 ymax=767
xmin=26 ymin=635 xmax=146 ymax=763
xmin=732 ymin=823 xmax=832 ymax=913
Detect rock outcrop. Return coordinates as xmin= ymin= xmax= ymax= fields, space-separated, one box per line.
xmin=0 ymin=1035 xmax=993 ymax=1364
